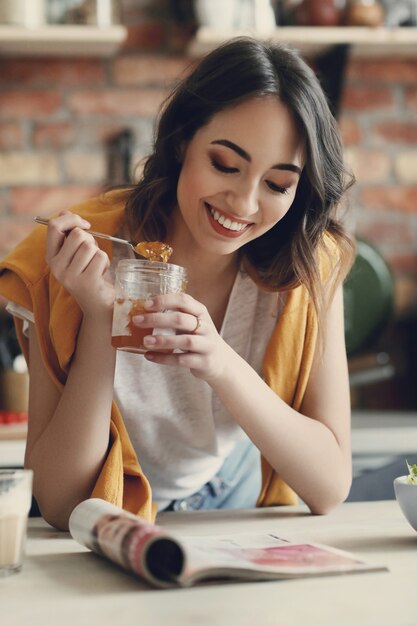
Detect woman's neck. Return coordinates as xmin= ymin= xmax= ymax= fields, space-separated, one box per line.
xmin=167 ymin=209 xmax=239 ymax=285
xmin=167 ymin=210 xmax=240 ymax=330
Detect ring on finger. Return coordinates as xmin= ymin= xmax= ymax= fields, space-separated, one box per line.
xmin=191 ymin=315 xmax=202 ymax=334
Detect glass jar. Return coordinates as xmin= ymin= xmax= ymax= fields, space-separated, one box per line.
xmin=111 ymin=259 xmax=188 ymax=354
xmin=0 ymin=469 xmax=33 ymax=576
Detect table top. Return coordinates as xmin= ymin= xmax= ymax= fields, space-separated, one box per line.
xmin=2 ymin=500 xmax=417 ymax=626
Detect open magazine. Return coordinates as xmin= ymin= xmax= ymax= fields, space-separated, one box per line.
xmin=68 ymin=498 xmax=387 ymax=589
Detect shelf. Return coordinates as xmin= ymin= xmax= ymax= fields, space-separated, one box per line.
xmin=0 ymin=24 xmax=127 ymax=57
xmin=188 ymin=26 xmax=417 ymax=58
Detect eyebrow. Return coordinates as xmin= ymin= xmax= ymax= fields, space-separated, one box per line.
xmin=210 ymin=139 xmax=302 ymax=175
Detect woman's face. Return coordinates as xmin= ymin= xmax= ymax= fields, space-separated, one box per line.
xmin=175 ymin=96 xmax=304 ymax=258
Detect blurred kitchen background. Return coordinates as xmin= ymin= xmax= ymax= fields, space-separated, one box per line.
xmin=0 ymin=0 xmax=416 ymax=500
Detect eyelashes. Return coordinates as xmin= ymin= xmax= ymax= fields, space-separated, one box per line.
xmin=210 ymin=158 xmax=289 ymax=195
xmin=210 ymin=158 xmax=238 ymax=174
xmin=266 ymin=181 xmax=289 ymax=195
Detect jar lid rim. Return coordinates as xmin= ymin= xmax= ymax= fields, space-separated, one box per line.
xmin=116 ymin=259 xmax=187 ymax=274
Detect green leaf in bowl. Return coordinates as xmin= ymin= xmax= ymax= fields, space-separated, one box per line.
xmin=406 ymin=460 xmax=417 ymax=485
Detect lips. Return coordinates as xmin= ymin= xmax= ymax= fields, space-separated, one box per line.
xmin=205 ymin=203 xmax=252 ymax=239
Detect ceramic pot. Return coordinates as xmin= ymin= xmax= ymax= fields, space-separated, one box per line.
xmin=294 ymin=0 xmax=343 ymax=26
xmin=344 ymin=0 xmax=385 ymax=26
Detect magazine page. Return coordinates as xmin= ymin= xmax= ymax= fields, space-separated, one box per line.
xmin=69 ymin=498 xmax=186 ymax=588
xmin=69 ymin=499 xmax=387 ymax=588
xmin=179 ymin=533 xmax=387 ymax=586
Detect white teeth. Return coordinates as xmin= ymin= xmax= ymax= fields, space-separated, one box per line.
xmin=209 ymin=207 xmax=247 ymax=232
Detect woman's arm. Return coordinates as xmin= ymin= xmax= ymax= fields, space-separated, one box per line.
xmin=25 ymin=317 xmax=116 ymax=531
xmin=25 ymin=212 xmax=117 ymax=530
xmin=134 ymin=284 xmax=351 ymax=514
xmin=209 ymin=285 xmax=352 ymax=514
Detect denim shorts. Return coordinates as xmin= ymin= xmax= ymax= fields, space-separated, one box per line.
xmin=163 ymin=438 xmax=262 ymax=512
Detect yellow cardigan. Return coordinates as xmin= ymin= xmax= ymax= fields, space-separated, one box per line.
xmin=0 ymin=193 xmax=325 ymax=521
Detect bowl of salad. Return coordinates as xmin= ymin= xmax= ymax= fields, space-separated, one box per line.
xmin=394 ymin=461 xmax=417 ymax=532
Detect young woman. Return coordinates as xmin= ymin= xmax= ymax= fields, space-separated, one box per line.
xmin=0 ymin=37 xmax=354 ymax=530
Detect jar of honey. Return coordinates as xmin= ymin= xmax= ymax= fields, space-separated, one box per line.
xmin=111 ymin=259 xmax=188 ymax=354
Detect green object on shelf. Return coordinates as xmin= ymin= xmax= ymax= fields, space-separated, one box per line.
xmin=343 ymin=239 xmax=394 ymax=356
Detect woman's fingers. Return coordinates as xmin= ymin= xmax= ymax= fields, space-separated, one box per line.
xmin=41 ymin=211 xmax=114 ymax=316
xmin=83 ymin=247 xmax=110 ymax=278
xmin=133 ymin=309 xmax=204 ymax=335
xmin=133 ymin=303 xmax=212 ymax=358
xmin=144 ymin=292 xmax=206 ymax=319
xmin=141 ymin=294 xmax=208 ymax=334
xmin=135 ymin=293 xmax=228 ymax=380
xmin=49 ymin=229 xmax=96 ymax=279
xmin=45 ymin=211 xmax=91 ymax=262
xmin=44 ymin=213 xmax=112 ymax=299
xmin=57 ymin=242 xmax=100 ymax=288
xmin=143 ymin=331 xmax=204 ymax=353
xmin=144 ymin=347 xmax=207 ymax=371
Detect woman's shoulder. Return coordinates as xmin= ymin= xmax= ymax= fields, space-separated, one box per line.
xmin=318 ymin=231 xmax=340 ymax=269
xmin=65 ymin=189 xmax=128 ymax=233
xmin=318 ymin=229 xmax=355 ymax=286
xmin=0 ymin=190 xmax=128 ymax=291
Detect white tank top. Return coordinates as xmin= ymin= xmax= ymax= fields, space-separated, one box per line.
xmin=113 ymin=269 xmax=282 ymax=509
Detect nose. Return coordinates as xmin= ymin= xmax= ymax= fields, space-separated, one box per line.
xmin=225 ymin=179 xmax=258 ymax=218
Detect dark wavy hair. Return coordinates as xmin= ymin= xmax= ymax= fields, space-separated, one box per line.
xmin=124 ymin=36 xmax=354 ymax=321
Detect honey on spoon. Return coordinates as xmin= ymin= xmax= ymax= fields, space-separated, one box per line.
xmin=34 ymin=217 xmax=173 ymax=263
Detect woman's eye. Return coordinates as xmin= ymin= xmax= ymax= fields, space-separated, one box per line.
xmin=210 ymin=159 xmax=238 ymax=174
xmin=266 ymin=180 xmax=289 ymax=195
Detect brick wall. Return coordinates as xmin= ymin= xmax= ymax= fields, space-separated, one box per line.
xmin=0 ymin=1 xmax=416 ymax=318
xmin=0 ymin=0 xmax=188 ymax=255
xmin=340 ymin=58 xmax=417 ymax=314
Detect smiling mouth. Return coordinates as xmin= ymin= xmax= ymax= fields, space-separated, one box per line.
xmin=205 ymin=203 xmax=252 ymax=234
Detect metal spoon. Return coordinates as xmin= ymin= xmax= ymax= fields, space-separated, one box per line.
xmin=34 ymin=216 xmax=173 ymax=262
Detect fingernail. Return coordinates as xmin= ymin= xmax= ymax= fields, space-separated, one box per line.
xmin=143 ymin=335 xmax=156 ymax=345
xmin=132 ymin=315 xmax=145 ymax=324
xmin=144 ymin=300 xmax=154 ymax=309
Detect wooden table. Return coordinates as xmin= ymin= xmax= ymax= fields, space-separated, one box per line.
xmin=2 ymin=500 xmax=417 ymax=626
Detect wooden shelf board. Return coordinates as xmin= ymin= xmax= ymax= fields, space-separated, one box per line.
xmin=188 ymin=26 xmax=417 ymax=58
xmin=0 ymin=24 xmax=127 ymax=57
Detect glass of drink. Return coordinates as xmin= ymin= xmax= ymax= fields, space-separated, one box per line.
xmin=0 ymin=469 xmax=33 ymax=576
xmin=111 ymin=259 xmax=188 ymax=354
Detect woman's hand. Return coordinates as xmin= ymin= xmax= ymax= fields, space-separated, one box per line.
xmin=45 ymin=211 xmax=115 ymax=318
xmin=132 ymin=292 xmax=231 ymax=382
